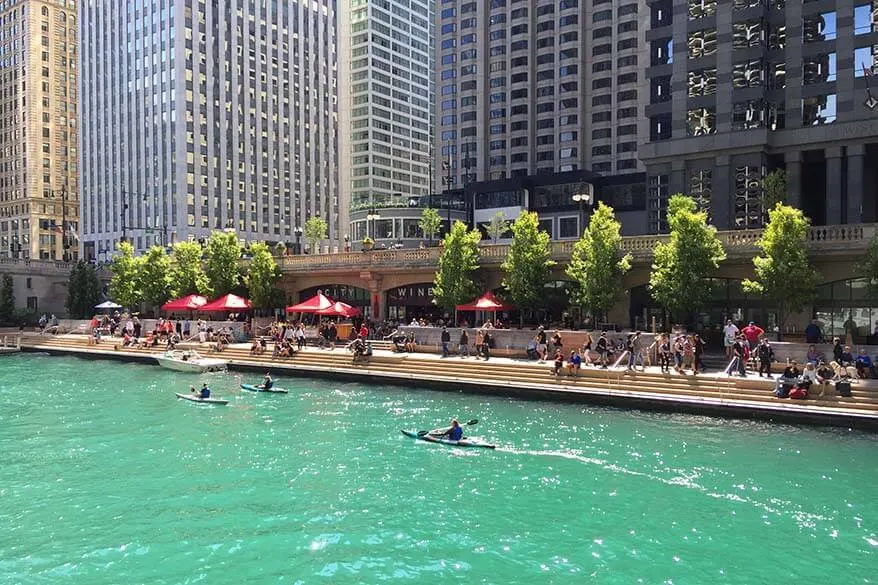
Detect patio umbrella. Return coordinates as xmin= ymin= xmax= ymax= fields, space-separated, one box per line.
xmin=286 ymin=292 xmax=333 ymax=313
xmin=198 ymin=293 xmax=253 ymax=312
xmin=161 ymin=294 xmax=208 ymax=311
xmin=94 ymin=301 xmax=122 ymax=309
xmin=455 ymin=291 xmax=514 ymax=325
xmin=315 ymin=301 xmax=361 ymax=318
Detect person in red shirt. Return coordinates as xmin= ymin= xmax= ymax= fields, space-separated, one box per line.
xmin=359 ymin=323 xmax=369 ymax=340
xmin=741 ymin=321 xmax=764 ymax=351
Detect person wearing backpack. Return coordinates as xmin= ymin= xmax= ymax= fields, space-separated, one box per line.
xmin=757 ymin=338 xmax=775 ymax=377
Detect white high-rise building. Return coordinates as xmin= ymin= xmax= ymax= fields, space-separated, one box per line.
xmin=79 ymin=0 xmax=340 ymax=259
xmin=338 ymin=0 xmax=434 ymax=239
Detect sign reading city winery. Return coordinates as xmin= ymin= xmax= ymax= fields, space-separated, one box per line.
xmin=387 ymin=283 xmax=435 ymax=306
xmin=299 ymin=285 xmax=368 ymax=305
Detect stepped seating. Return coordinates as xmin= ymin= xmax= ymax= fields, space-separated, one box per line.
xmin=21 ymin=334 xmax=878 ymax=418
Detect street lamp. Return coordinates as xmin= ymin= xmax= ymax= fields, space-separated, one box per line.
xmin=572 ymin=184 xmax=594 ymax=234
xmin=366 ymin=208 xmax=381 ymax=240
xmin=293 ymin=226 xmax=303 ymax=254
xmin=49 ymin=185 xmax=71 ymax=262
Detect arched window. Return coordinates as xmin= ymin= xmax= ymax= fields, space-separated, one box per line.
xmin=59 ymin=11 xmax=66 ymax=22
xmin=41 ymin=6 xmax=49 ymax=16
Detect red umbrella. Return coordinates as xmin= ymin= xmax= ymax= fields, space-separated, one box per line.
xmin=455 ymin=291 xmax=514 ymax=312
xmin=198 ymin=293 xmax=252 ymax=312
xmin=162 ymin=294 xmax=208 ymax=311
xmin=286 ymin=292 xmax=333 ymax=313
xmin=315 ymin=301 xmax=361 ymax=318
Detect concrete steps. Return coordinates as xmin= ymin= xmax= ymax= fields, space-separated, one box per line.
xmin=23 ymin=335 xmax=878 ymax=418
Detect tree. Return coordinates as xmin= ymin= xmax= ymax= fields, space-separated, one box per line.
xmin=566 ymin=202 xmax=632 ymax=323
xmin=138 ymin=245 xmax=172 ymax=308
xmin=169 ymin=241 xmax=211 ymax=298
xmin=501 ymin=210 xmax=556 ymax=325
xmin=482 ymin=211 xmax=510 ymax=244
xmin=743 ymin=204 xmax=819 ymax=339
xmin=246 ymin=242 xmax=281 ymax=309
xmin=0 ymin=273 xmax=13 ymax=324
xmin=304 ymin=216 xmax=328 ymax=253
xmin=762 ymin=169 xmax=788 ymax=210
xmin=858 ymin=231 xmax=878 ymax=302
xmin=204 ymin=231 xmax=242 ymax=296
xmin=419 ymin=207 xmax=443 ymax=244
xmin=649 ymin=195 xmax=727 ymax=325
xmin=108 ymin=241 xmax=143 ymax=309
xmin=432 ymin=220 xmax=481 ymax=316
xmin=65 ymin=261 xmax=102 ymax=318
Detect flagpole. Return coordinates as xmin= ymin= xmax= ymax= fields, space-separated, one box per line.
xmin=863 ymin=62 xmax=877 ymax=110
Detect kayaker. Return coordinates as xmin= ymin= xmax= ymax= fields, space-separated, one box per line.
xmin=192 ymin=383 xmax=210 ymax=399
xmin=261 ymin=373 xmax=273 ymax=390
xmin=437 ymin=419 xmax=463 ymax=441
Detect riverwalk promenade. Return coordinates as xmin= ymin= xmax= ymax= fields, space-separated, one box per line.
xmin=16 ymin=332 xmax=878 ymax=430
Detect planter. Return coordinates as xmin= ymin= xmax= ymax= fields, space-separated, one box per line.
xmin=362 ymin=241 xmax=374 ymax=251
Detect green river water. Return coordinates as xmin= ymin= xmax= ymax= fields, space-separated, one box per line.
xmin=0 ymin=353 xmax=875 ymax=584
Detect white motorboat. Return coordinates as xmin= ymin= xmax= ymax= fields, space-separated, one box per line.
xmin=154 ymin=349 xmax=227 ymax=373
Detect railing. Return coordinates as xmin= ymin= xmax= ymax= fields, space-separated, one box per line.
xmin=1 ymin=334 xmax=21 ymax=349
xmin=274 ymin=223 xmax=878 ymax=273
xmin=0 ymin=257 xmax=76 ymax=274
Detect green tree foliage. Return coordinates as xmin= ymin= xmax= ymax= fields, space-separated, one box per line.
xmin=566 ymin=202 xmax=632 ymax=322
xmin=0 ymin=273 xmax=14 ymax=323
xmin=743 ymin=204 xmax=818 ymax=338
xmin=108 ymin=241 xmax=143 ymax=309
xmin=482 ymin=211 xmax=510 ymax=243
xmin=304 ymin=216 xmax=328 ymax=253
xmin=419 ymin=207 xmax=443 ymax=243
xmin=858 ymin=231 xmax=878 ymax=301
xmin=169 ymin=241 xmax=211 ymax=298
xmin=432 ymin=220 xmax=481 ymax=314
xmin=138 ymin=246 xmax=172 ymax=308
xmin=502 ymin=211 xmax=556 ymax=324
xmin=762 ymin=169 xmax=788 ymax=209
xmin=204 ymin=231 xmax=242 ymax=296
xmin=65 ymin=261 xmax=102 ymax=318
xmin=274 ymin=241 xmax=287 ymax=257
xmin=649 ymin=195 xmax=727 ymax=324
xmin=246 ymin=242 xmax=281 ymax=308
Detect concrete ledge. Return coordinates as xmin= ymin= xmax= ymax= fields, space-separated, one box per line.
xmin=19 ymin=342 xmax=878 ymax=431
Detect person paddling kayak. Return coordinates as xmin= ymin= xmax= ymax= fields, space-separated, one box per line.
xmin=191 ymin=383 xmax=211 ymax=399
xmin=432 ymin=419 xmax=463 ymax=441
xmin=259 ymin=373 xmax=273 ymax=390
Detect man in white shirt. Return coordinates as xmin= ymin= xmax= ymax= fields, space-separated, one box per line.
xmin=723 ymin=319 xmax=740 ymax=359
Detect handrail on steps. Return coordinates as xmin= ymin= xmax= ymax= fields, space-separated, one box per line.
xmin=611 ymin=350 xmax=630 ymax=370
xmin=716 ymin=357 xmax=740 ymax=398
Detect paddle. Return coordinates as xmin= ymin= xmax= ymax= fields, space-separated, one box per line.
xmin=417 ymin=419 xmax=478 ymax=437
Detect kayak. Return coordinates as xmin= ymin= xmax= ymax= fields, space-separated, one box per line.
xmin=400 ymin=430 xmax=496 ymax=449
xmin=175 ymin=392 xmax=229 ymax=405
xmin=240 ymin=383 xmax=289 ymax=394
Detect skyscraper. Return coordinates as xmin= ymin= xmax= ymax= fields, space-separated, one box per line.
xmin=434 ymin=0 xmax=648 ymax=187
xmin=80 ymin=0 xmax=339 ymax=259
xmin=338 ymin=0 xmax=434 ymax=240
xmin=0 ymin=0 xmax=79 ymax=261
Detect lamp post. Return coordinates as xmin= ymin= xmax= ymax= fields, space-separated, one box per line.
xmin=572 ymin=184 xmax=594 ymax=235
xmin=50 ymin=185 xmax=70 ymax=262
xmin=120 ymin=189 xmax=169 ymax=248
xmin=366 ymin=208 xmax=381 ymax=241
xmin=294 ymin=226 xmax=303 ymax=255
xmin=344 ymin=234 xmax=350 ymax=252
xmin=442 ymin=152 xmax=454 ymax=234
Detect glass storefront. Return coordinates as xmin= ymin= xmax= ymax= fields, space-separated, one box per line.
xmin=814 ymin=278 xmax=878 ymax=343
xmin=386 ymin=283 xmax=446 ymax=322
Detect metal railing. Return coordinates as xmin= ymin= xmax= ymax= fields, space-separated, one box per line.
xmin=1 ymin=334 xmax=21 ymax=349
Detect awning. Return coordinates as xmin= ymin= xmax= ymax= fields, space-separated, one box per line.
xmin=315 ymin=301 xmax=361 ymax=318
xmin=94 ymin=301 xmax=122 ymax=309
xmin=198 ymin=293 xmax=252 ymax=312
xmin=286 ymin=292 xmax=334 ymax=313
xmin=161 ymin=294 xmax=208 ymax=311
xmin=455 ymin=291 xmax=514 ymax=312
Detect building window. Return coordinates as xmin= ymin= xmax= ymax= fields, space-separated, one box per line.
xmin=689 ymin=0 xmax=717 ymax=19
xmin=648 ymin=175 xmax=670 ymax=233
xmin=687 ymin=108 xmax=717 ymax=136
xmin=768 ymin=102 xmax=786 ymax=130
xmin=804 ymin=12 xmax=837 ymax=42
xmin=802 ymin=94 xmax=837 ymax=125
xmin=652 ymin=0 xmax=672 ymax=28
xmin=652 ymin=38 xmax=673 ymax=66
xmin=688 ymin=68 xmax=717 ymax=96
xmin=732 ymin=60 xmax=764 ymax=88
xmin=769 ymin=24 xmax=786 ymax=50
xmin=732 ymin=100 xmax=766 ymax=130
xmin=803 ymin=53 xmax=837 ymax=84
xmin=650 ymin=114 xmax=672 ymax=141
xmin=559 ymin=217 xmax=579 ymax=239
xmin=734 ymin=166 xmax=764 ymax=229
xmin=854 ymin=4 xmax=876 ymax=35
xmin=688 ymin=29 xmax=717 ymax=58
xmin=732 ymin=20 xmax=763 ymax=49
xmin=652 ymin=75 xmax=672 ymax=102
xmin=768 ymin=62 xmax=786 ymax=89
xmin=689 ymin=169 xmax=712 ymax=218
xmin=855 ymin=46 xmax=878 ymax=76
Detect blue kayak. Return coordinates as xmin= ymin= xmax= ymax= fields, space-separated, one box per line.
xmin=400 ymin=430 xmax=495 ymax=449
xmin=240 ymin=383 xmax=289 ymax=394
